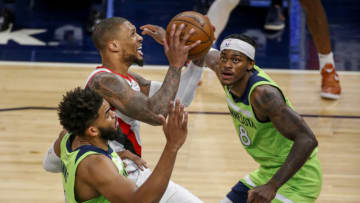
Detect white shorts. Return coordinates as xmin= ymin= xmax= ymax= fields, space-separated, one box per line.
xmin=124 ymin=159 xmax=203 ymax=203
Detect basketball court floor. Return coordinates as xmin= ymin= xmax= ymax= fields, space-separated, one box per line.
xmin=0 ymin=0 xmax=359 ymax=202
xmin=0 ymin=63 xmax=359 ymax=202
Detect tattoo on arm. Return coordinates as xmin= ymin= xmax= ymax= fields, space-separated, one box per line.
xmin=148 ymin=66 xmax=182 ymax=116
xmin=128 ymin=71 xmax=151 ymax=96
xmin=205 ymin=49 xmax=220 ymax=72
xmin=251 ymin=85 xmax=318 ymax=189
xmin=88 ymin=72 xmax=163 ymax=125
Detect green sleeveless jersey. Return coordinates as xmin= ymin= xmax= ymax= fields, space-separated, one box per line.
xmin=224 ymin=65 xmax=322 ymax=200
xmin=60 ymin=133 xmax=128 ymax=203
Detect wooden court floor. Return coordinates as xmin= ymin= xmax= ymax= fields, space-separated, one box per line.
xmin=0 ymin=64 xmax=359 ymax=203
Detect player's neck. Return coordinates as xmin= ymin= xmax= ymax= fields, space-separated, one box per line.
xmin=229 ymin=71 xmax=253 ymax=98
xmin=101 ymin=55 xmax=130 ymax=75
xmin=73 ymin=135 xmax=109 ymax=152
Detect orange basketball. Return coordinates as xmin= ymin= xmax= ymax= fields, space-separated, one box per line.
xmin=166 ymin=11 xmax=215 ymax=60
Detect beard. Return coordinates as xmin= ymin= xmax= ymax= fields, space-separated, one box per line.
xmin=133 ymin=57 xmax=144 ymax=67
xmin=132 ymin=57 xmax=144 ymax=67
xmin=99 ymin=127 xmax=123 ymax=141
xmin=126 ymin=54 xmax=144 ymax=67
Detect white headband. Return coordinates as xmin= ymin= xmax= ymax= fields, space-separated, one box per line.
xmin=220 ymin=38 xmax=255 ymax=60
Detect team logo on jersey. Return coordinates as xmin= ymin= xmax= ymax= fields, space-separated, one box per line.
xmin=226 ymin=98 xmax=253 ymax=118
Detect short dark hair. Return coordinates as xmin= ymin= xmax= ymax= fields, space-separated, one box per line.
xmin=224 ymin=34 xmax=257 ymax=49
xmin=58 ymin=87 xmax=103 ymax=136
xmin=92 ymin=17 xmax=128 ymax=50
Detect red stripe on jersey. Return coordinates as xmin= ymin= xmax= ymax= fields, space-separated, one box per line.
xmin=96 ymin=66 xmax=137 ymax=82
xmin=117 ymin=117 xmax=142 ymax=157
xmin=85 ymin=70 xmax=108 ymax=88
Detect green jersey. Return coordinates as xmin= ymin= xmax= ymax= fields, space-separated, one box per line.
xmin=60 ymin=133 xmax=128 ymax=203
xmin=224 ymin=65 xmax=322 ymax=202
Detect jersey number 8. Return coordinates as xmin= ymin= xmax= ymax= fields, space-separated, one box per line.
xmin=239 ymin=126 xmax=251 ymax=146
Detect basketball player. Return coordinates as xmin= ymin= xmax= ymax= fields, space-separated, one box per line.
xmin=43 ymin=17 xmax=203 ymax=202
xmin=203 ymin=34 xmax=322 ymax=202
xmin=206 ymin=0 xmax=341 ymax=99
xmin=54 ymin=87 xmax=189 ymax=203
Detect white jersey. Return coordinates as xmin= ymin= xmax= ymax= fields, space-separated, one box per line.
xmin=85 ymin=66 xmax=142 ymax=156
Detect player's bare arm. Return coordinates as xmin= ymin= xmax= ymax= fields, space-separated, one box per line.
xmin=248 ymin=85 xmax=318 ymax=202
xmin=128 ymin=71 xmax=151 ymax=96
xmin=88 ymin=72 xmax=165 ymax=125
xmin=75 ymin=100 xmax=188 ymax=203
xmin=89 ymin=24 xmax=200 ymax=125
xmin=205 ymin=49 xmax=221 ymax=77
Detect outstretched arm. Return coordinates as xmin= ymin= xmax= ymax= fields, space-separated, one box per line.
xmin=130 ymin=60 xmax=204 ymax=107
xmin=205 ymin=48 xmax=221 ymax=78
xmin=78 ymin=100 xmax=189 ymax=203
xmin=247 ymin=85 xmax=318 ymax=202
xmin=88 ymin=24 xmax=200 ymax=125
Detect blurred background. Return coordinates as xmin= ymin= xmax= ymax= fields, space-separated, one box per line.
xmin=0 ymin=0 xmax=359 ymax=71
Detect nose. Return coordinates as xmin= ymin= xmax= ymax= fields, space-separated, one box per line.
xmin=223 ymin=59 xmax=233 ymax=69
xmin=137 ymin=33 xmax=143 ymax=42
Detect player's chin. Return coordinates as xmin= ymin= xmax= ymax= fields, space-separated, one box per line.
xmin=219 ymin=78 xmax=233 ymax=86
xmin=134 ymin=57 xmax=144 ymax=67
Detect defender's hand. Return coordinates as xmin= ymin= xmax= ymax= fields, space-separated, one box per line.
xmin=140 ymin=24 xmax=166 ymax=45
xmin=247 ymin=183 xmax=277 ymax=203
xmin=160 ymin=99 xmax=188 ymax=151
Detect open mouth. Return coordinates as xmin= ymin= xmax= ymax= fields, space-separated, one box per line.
xmin=137 ymin=46 xmax=143 ymax=57
xmin=221 ymin=71 xmax=234 ymax=80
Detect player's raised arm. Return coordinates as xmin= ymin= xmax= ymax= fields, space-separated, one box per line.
xmin=75 ymin=100 xmax=189 ymax=203
xmin=88 ymin=24 xmax=200 ymax=125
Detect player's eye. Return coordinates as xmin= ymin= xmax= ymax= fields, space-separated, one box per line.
xmin=220 ymin=56 xmax=227 ymax=63
xmin=232 ymin=58 xmax=240 ymax=63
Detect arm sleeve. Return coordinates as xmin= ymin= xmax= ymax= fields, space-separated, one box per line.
xmin=149 ymin=62 xmax=203 ymax=107
xmin=42 ymin=142 xmax=62 ymax=173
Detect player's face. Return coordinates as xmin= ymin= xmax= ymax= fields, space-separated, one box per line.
xmin=218 ymin=49 xmax=253 ymax=86
xmin=118 ymin=21 xmax=144 ymax=66
xmin=95 ymin=100 xmax=118 ymax=141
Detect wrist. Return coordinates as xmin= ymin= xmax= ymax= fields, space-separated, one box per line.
xmin=267 ymin=179 xmax=281 ymax=191
xmin=169 ymin=65 xmax=183 ymax=70
xmin=164 ymin=143 xmax=180 ymax=153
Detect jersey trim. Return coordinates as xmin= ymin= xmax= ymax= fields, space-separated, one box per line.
xmin=65 ymin=134 xmax=114 ymax=163
xmin=228 ymin=69 xmax=268 ymax=105
xmin=96 ymin=66 xmax=137 ymax=81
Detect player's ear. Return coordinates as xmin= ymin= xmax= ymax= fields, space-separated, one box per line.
xmin=108 ymin=40 xmax=120 ymax=52
xmin=247 ymin=60 xmax=255 ymax=71
xmin=87 ymin=126 xmax=100 ymax=137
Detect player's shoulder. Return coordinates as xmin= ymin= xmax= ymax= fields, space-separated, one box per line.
xmin=250 ymin=84 xmax=284 ymax=107
xmin=88 ymin=71 xmax=128 ymax=87
xmin=78 ymin=153 xmax=113 ymax=174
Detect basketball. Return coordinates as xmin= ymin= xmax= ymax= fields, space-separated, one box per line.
xmin=166 ymin=11 xmax=215 ymax=60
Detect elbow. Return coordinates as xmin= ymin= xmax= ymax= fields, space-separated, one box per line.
xmin=311 ymin=137 xmax=318 ymax=149
xmin=304 ymin=135 xmax=318 ymax=151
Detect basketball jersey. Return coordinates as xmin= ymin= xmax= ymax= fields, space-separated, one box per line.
xmin=85 ymin=66 xmax=142 ymax=156
xmin=60 ymin=133 xmax=128 ymax=203
xmin=224 ymin=65 xmax=322 ymax=200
